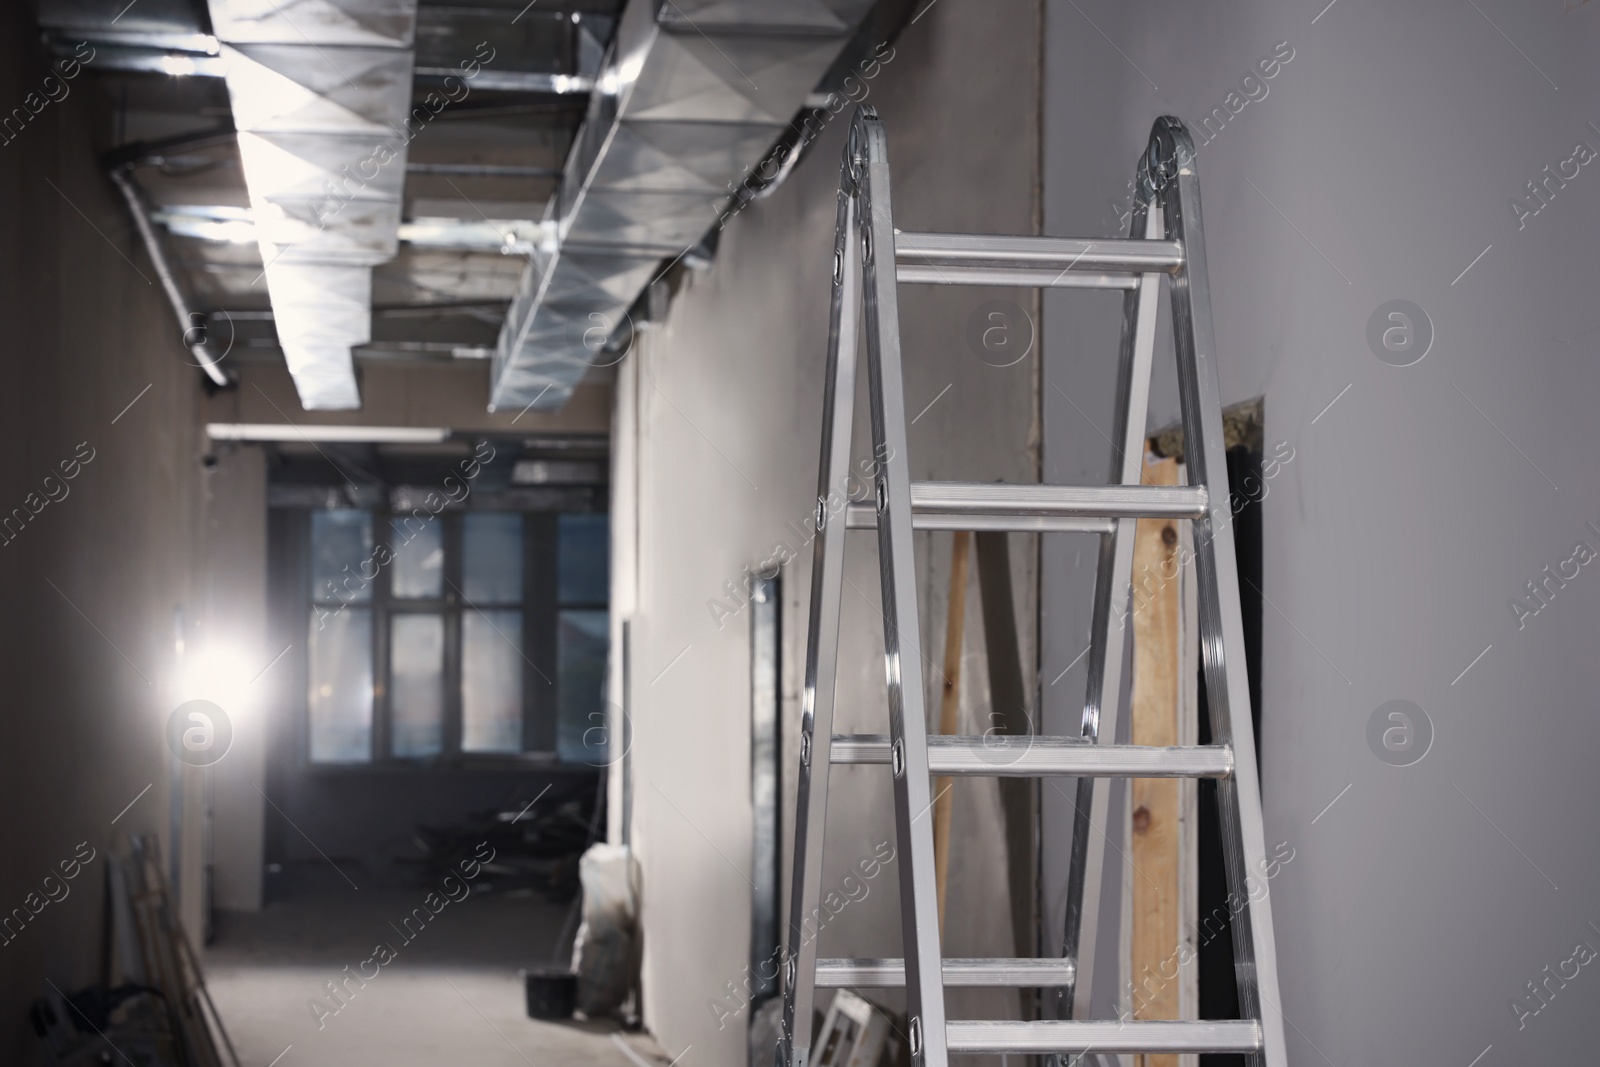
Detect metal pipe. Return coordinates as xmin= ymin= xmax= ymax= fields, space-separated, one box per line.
xmin=102 ymin=128 xmax=236 ymax=170
xmin=108 ymin=165 xmax=230 ymax=386
xmin=414 ymin=68 xmax=592 ymax=94
xmin=404 ymin=161 xmax=561 ymax=178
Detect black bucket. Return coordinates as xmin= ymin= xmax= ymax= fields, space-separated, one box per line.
xmin=524 ymin=967 xmax=577 ymax=1021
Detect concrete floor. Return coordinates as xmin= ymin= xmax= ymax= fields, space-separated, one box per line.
xmin=204 ymin=886 xmax=667 ymax=1067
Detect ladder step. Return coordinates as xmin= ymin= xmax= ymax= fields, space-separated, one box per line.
xmin=845 ymin=482 xmax=1205 ymax=532
xmin=945 ymin=1020 xmax=1263 ymax=1055
xmin=898 ymin=264 xmax=1144 ymax=290
xmin=844 ymin=501 xmax=1114 ymax=534
xmin=830 ymin=736 xmax=1233 ymax=778
xmin=816 ymin=957 xmax=1075 ymax=988
xmin=895 ymin=233 xmax=1185 ymax=283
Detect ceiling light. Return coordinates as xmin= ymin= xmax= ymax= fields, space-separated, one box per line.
xmin=161 ymin=54 xmax=198 ymax=77
xmin=206 ymin=423 xmax=452 ymax=443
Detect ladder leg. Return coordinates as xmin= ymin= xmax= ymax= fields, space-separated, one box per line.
xmin=1058 ymin=193 xmax=1165 ymax=1024
xmin=853 ymin=107 xmax=948 ymax=1067
xmin=782 ymin=163 xmax=864 ymax=1067
xmin=1152 ymin=116 xmax=1288 ymax=1067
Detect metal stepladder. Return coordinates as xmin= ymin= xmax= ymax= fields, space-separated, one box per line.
xmin=779 ymin=108 xmax=1287 ymax=1067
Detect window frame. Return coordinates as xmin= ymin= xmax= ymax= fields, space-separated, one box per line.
xmin=303 ymin=506 xmax=591 ymax=769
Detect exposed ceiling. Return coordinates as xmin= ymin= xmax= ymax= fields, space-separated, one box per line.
xmin=35 ymin=0 xmax=905 ymax=414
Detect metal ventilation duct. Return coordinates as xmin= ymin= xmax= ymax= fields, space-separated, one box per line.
xmin=489 ymin=0 xmax=874 ymax=413
xmin=206 ymin=0 xmax=418 ymax=409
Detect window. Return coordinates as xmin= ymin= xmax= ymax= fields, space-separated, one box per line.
xmin=556 ymin=514 xmax=609 ymax=762
xmin=305 ymin=507 xmax=608 ymax=764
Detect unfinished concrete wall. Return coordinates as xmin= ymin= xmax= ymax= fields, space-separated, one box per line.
xmin=1041 ymin=0 xmax=1600 ymax=1060
xmin=616 ymin=4 xmax=1042 ymax=1065
xmin=0 ymin=9 xmax=216 ymax=1057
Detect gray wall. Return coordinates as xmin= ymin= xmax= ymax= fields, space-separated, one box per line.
xmin=617 ymin=3 xmax=1043 ymax=1064
xmin=206 ymin=446 xmax=269 ymax=912
xmin=1042 ymin=0 xmax=1600 ymax=1060
xmin=0 ymin=6 xmax=215 ymax=1056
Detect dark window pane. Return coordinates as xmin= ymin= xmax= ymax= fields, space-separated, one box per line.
xmin=462 ymin=610 xmax=522 ymax=752
xmin=463 ymin=513 xmax=523 ymax=604
xmin=308 ymin=607 xmax=372 ymax=762
xmin=558 ymin=514 xmax=609 ymax=605
xmin=311 ymin=510 xmax=373 ymax=603
xmin=390 ymin=614 xmax=444 ymax=758
xmin=557 ymin=609 xmax=608 ymax=762
xmin=390 ymin=516 xmax=444 ymax=599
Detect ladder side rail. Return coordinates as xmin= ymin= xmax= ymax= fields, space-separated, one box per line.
xmin=1058 ymin=192 xmax=1166 ymax=1022
xmin=853 ymin=107 xmax=949 ymax=1067
xmin=1153 ymin=115 xmax=1288 ymax=1067
xmin=781 ymin=167 xmax=865 ymax=1067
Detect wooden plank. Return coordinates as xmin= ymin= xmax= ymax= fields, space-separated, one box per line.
xmin=933 ymin=530 xmax=971 ymax=933
xmin=1130 ymin=454 xmax=1182 ymax=1067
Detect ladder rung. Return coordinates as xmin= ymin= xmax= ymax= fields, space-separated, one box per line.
xmin=830 ymin=736 xmax=1233 ymax=778
xmin=946 ymin=1020 xmax=1263 ymax=1055
xmin=855 ymin=482 xmax=1207 ymax=528
xmin=895 ymin=232 xmax=1184 ymax=279
xmin=897 ymin=265 xmax=1141 ymax=290
xmin=816 ymin=957 xmax=1075 ymax=988
xmin=844 ymin=501 xmax=1114 ymax=534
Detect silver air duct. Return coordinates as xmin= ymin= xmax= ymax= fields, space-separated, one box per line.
xmin=205 ymin=0 xmax=419 ymax=410
xmin=489 ymin=0 xmax=875 ymax=413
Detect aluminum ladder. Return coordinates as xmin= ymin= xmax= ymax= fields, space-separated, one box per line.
xmin=779 ymin=107 xmax=1288 ymax=1067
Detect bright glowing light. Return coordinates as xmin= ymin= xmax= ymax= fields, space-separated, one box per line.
xmin=178 ymin=642 xmax=259 ymax=717
xmin=208 ymin=220 xmax=258 ymax=244
xmin=161 ymin=55 xmax=198 ymax=77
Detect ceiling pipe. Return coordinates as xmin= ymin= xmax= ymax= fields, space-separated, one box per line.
xmin=102 ymin=127 xmax=238 ymax=170
xmin=107 ymin=164 xmax=231 ymax=387
xmin=403 ymin=161 xmax=562 ymax=179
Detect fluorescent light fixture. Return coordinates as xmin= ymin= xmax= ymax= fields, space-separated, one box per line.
xmin=161 ymin=54 xmax=199 ymax=76
xmin=207 ymin=423 xmax=451 ymax=443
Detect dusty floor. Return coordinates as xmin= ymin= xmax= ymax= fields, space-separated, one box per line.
xmin=204 ymin=883 xmax=666 ymax=1067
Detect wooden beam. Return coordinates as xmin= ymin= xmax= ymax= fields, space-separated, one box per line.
xmin=1130 ymin=454 xmax=1182 ymax=1067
